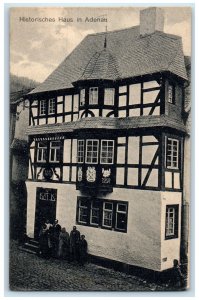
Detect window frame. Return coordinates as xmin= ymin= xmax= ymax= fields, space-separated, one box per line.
xmin=77 ymin=140 xmax=84 ymax=163
xmin=39 ymin=99 xmax=46 ymax=116
xmin=49 ymin=141 xmax=61 ymax=163
xmin=165 ymin=204 xmax=179 ymax=239
xmin=76 ymin=197 xmax=128 ymax=233
xmin=115 ymin=203 xmax=128 ymax=231
xmin=100 ymin=140 xmax=114 ymax=164
xmin=89 ymin=87 xmax=98 ymax=105
xmin=166 ymin=137 xmax=179 ymax=170
xmin=168 ymin=83 xmax=175 ymax=104
xmin=80 ymin=89 xmax=85 ymax=107
xmin=48 ymin=98 xmax=56 ymax=115
xmin=37 ymin=142 xmax=47 ymax=162
xmin=85 ymin=139 xmax=99 ymax=164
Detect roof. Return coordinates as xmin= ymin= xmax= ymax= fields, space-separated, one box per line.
xmin=26 ymin=115 xmax=186 ymax=135
xmin=76 ymin=48 xmax=120 ymax=82
xmin=29 ymin=26 xmax=188 ymax=95
xmin=10 ymin=89 xmax=32 ymax=105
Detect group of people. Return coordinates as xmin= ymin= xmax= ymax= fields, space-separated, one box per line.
xmin=38 ymin=219 xmax=88 ymax=265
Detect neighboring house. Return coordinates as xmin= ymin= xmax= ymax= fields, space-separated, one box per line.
xmin=24 ymin=7 xmax=190 ymax=272
xmin=10 ymin=89 xmax=31 ymax=239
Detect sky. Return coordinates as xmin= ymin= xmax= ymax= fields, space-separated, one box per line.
xmin=10 ymin=6 xmax=192 ymax=83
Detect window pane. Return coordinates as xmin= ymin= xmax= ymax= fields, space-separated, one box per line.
xmin=104 ymin=88 xmax=115 ymax=105
xmin=100 ymin=140 xmax=114 ymax=164
xmin=86 ymin=140 xmax=99 ymax=164
xmin=89 ymin=87 xmax=98 ymax=105
xmin=166 ymin=138 xmax=179 ymax=169
xmin=116 ymin=213 xmax=126 ymax=230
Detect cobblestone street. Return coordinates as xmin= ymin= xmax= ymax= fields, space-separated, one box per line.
xmin=9 ymin=240 xmax=177 ymax=292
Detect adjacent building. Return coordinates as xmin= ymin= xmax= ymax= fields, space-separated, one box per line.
xmin=24 ymin=7 xmax=190 ymax=272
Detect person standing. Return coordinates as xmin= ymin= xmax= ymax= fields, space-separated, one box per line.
xmin=58 ymin=227 xmax=70 ymax=260
xmin=79 ymin=235 xmax=88 ymax=266
xmin=50 ymin=219 xmax=61 ymax=258
xmin=69 ymin=226 xmax=80 ymax=262
xmin=38 ymin=224 xmax=51 ymax=259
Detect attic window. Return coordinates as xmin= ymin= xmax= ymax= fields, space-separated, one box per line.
xmin=40 ymin=99 xmax=46 ymax=115
xmin=48 ymin=98 xmax=56 ymax=114
xmin=89 ymin=87 xmax=98 ymax=105
xmin=80 ymin=89 xmax=85 ymax=106
xmin=168 ymin=84 xmax=175 ymax=104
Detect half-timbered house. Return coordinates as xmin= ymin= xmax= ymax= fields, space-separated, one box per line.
xmin=24 ymin=7 xmax=189 ymax=272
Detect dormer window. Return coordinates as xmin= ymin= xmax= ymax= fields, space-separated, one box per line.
xmin=80 ymin=89 xmax=85 ymax=106
xmin=168 ymin=84 xmax=175 ymax=104
xmin=104 ymin=88 xmax=115 ymax=105
xmin=89 ymin=87 xmax=98 ymax=105
xmin=48 ymin=98 xmax=56 ymax=114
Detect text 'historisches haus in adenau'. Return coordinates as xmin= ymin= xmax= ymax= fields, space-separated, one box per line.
xmin=24 ymin=7 xmax=191 ymax=273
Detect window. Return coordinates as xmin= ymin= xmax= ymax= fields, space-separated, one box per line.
xmin=168 ymin=84 xmax=175 ymax=104
xmin=115 ymin=203 xmax=127 ymax=231
xmin=77 ymin=140 xmax=84 ymax=163
xmin=166 ymin=138 xmax=179 ymax=169
xmin=86 ymin=140 xmax=99 ymax=164
xmin=77 ymin=198 xmax=128 ymax=232
xmin=90 ymin=200 xmax=100 ymax=225
xmin=89 ymin=87 xmax=98 ymax=105
xmin=100 ymin=140 xmax=114 ymax=164
xmin=40 ymin=100 xmax=46 ymax=115
xmin=104 ymin=88 xmax=115 ymax=105
xmin=165 ymin=205 xmax=179 ymax=239
xmin=48 ymin=98 xmax=56 ymax=114
xmin=102 ymin=202 xmax=113 ymax=228
xmin=80 ymin=89 xmax=85 ymax=106
xmin=49 ymin=141 xmax=61 ymax=162
xmin=37 ymin=142 xmax=47 ymax=162
xmin=78 ymin=198 xmax=88 ymax=224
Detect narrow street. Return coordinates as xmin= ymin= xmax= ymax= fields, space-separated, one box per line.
xmin=9 ymin=240 xmax=178 ymax=292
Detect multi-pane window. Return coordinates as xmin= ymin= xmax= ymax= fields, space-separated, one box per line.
xmin=166 ymin=138 xmax=179 ymax=169
xmin=115 ymin=203 xmax=127 ymax=231
xmin=37 ymin=142 xmax=47 ymax=162
xmin=86 ymin=140 xmax=99 ymax=164
xmin=165 ymin=205 xmax=179 ymax=239
xmin=49 ymin=141 xmax=61 ymax=162
xmin=102 ymin=202 xmax=113 ymax=228
xmin=104 ymin=88 xmax=115 ymax=105
xmin=77 ymin=140 xmax=84 ymax=163
xmin=80 ymin=89 xmax=85 ymax=106
xmin=168 ymin=84 xmax=175 ymax=104
xmin=90 ymin=200 xmax=100 ymax=225
xmin=40 ymin=99 xmax=46 ymax=115
xmin=77 ymin=198 xmax=128 ymax=232
xmin=89 ymin=87 xmax=98 ymax=105
xmin=100 ymin=140 xmax=114 ymax=164
xmin=78 ymin=198 xmax=88 ymax=224
xmin=48 ymin=98 xmax=56 ymax=114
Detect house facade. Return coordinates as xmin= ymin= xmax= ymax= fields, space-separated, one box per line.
xmin=24 ymin=7 xmax=189 ymax=272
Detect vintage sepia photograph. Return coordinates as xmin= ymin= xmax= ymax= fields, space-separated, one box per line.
xmin=9 ymin=5 xmax=191 ymax=292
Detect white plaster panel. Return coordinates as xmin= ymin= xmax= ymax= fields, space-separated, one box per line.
xmin=118 ymin=110 xmax=126 ymax=118
xmin=63 ymin=139 xmax=71 ymax=163
xmin=48 ymin=117 xmax=55 ymax=124
xmin=118 ymin=95 xmax=127 ymax=107
xmin=30 ymin=148 xmax=34 ymax=162
xmin=72 ymin=139 xmax=77 ymax=163
xmin=65 ymin=114 xmax=72 ymax=123
xmin=165 ymin=171 xmax=172 ymax=188
xmin=73 ymin=94 xmax=79 ymax=112
xmin=63 ymin=166 xmax=70 ymax=181
xmin=57 ymin=96 xmax=63 ymax=103
xmin=116 ymin=167 xmax=125 ymax=185
xmin=38 ymin=118 xmax=46 ymax=125
xmin=142 ymin=145 xmax=158 ymax=165
xmin=128 ymin=136 xmax=139 ymax=164
xmin=143 ymin=90 xmax=159 ymax=104
xmin=57 ymin=103 xmax=63 ymax=114
xmin=102 ymin=109 xmax=112 ymax=117
xmin=142 ymin=135 xmax=158 ymax=143
xmin=89 ymin=109 xmax=99 ymax=117
xmin=32 ymin=107 xmax=37 ymax=117
xmin=142 ymin=168 xmax=158 ymax=187
xmin=129 ymin=83 xmax=141 ymax=105
xmin=57 ymin=116 xmax=63 ymax=123
xmin=127 ymin=168 xmax=138 ymax=186
xmin=65 ymin=95 xmax=72 ymax=112
xmin=129 ymin=108 xmax=140 ymax=117
xmin=174 ymin=173 xmax=180 ymax=189
xmin=119 ymin=85 xmax=127 ymax=93
xmin=71 ymin=166 xmax=77 ymax=182
xmin=143 ymin=80 xmax=160 ymax=89
xmin=117 ymin=146 xmax=125 ymax=164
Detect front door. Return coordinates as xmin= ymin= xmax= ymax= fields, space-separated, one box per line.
xmin=34 ymin=187 xmax=57 ymax=239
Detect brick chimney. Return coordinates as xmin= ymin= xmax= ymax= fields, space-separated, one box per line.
xmin=140 ymin=7 xmax=164 ymax=36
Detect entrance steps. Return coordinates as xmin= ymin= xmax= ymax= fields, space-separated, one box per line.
xmin=19 ymin=238 xmax=39 ymax=255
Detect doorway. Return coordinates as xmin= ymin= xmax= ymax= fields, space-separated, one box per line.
xmin=34 ymin=187 xmax=57 ymax=239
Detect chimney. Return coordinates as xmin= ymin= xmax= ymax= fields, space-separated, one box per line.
xmin=140 ymin=7 xmax=164 ymax=36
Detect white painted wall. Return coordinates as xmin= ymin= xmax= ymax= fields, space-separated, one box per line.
xmin=160 ymin=191 xmax=182 ymax=270
xmin=26 ymin=181 xmax=167 ymax=271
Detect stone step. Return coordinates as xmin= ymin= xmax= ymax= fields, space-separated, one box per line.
xmin=24 ymin=242 xmax=39 ymax=252
xmin=18 ymin=246 xmax=37 ymax=255
xmin=28 ymin=239 xmax=39 ymax=247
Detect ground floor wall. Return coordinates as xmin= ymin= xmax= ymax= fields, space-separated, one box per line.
xmin=26 ymin=181 xmax=182 ymax=271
